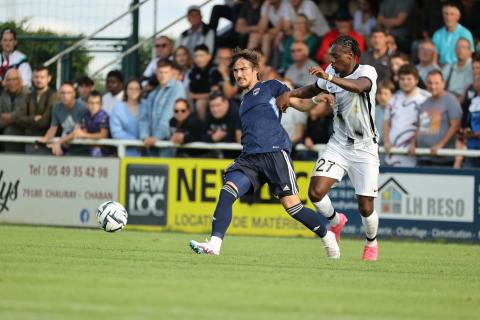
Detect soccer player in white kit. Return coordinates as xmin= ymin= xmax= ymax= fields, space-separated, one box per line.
xmin=277 ymin=35 xmax=380 ymax=260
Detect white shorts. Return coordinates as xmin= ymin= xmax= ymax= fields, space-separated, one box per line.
xmin=311 ymin=140 xmax=380 ymax=197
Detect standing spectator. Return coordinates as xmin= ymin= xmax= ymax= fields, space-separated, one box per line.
xmin=15 ymin=66 xmax=59 ymax=153
xmin=0 ymin=69 xmax=28 ymax=152
xmin=432 ymin=2 xmax=474 ymax=65
xmin=173 ymin=46 xmax=192 ymax=88
xmin=461 ymin=56 xmax=480 ymax=122
xmin=139 ymin=59 xmax=186 ymax=157
xmin=204 ymin=91 xmax=241 ymax=158
xmin=460 ymin=74 xmax=480 ymax=167
xmin=281 ymin=14 xmax=319 ymax=70
xmin=110 ymin=79 xmax=142 ymax=157
xmin=76 ymin=76 xmax=94 ymax=104
xmin=416 ymin=40 xmax=441 ymax=85
xmin=375 ymin=79 xmax=395 ymax=146
xmin=353 ymin=0 xmax=378 ymax=38
xmin=360 ymin=26 xmax=392 ymax=84
xmin=284 ymin=41 xmax=318 ymax=88
xmin=384 ymin=65 xmax=431 ymax=167
xmin=0 ymin=28 xmax=32 ymax=89
xmin=299 ymin=101 xmax=333 ymax=160
xmin=102 ymin=70 xmax=124 ymax=115
xmin=188 ymin=44 xmax=222 ymax=121
xmin=409 ymin=70 xmax=462 ymax=167
xmin=235 ymin=0 xmax=263 ymax=48
xmin=421 ymin=0 xmax=464 ymax=39
xmin=249 ymin=0 xmax=296 ymax=62
xmin=315 ymin=10 xmax=365 ymax=69
xmin=71 ymin=91 xmax=110 ymax=157
xmin=289 ymin=0 xmax=330 ymax=37
xmin=389 ymin=51 xmax=410 ymax=89
xmin=142 ymin=36 xmax=173 ymax=86
xmin=176 ymin=5 xmax=215 ymax=54
xmin=169 ymin=98 xmax=204 ymax=158
xmin=38 ymin=82 xmax=87 ymax=156
xmin=377 ymin=0 xmax=415 ymax=53
xmin=215 ymin=47 xmax=238 ymax=100
xmin=441 ymin=38 xmax=473 ymax=102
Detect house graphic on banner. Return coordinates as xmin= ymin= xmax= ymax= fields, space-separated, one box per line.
xmin=378 ymin=178 xmax=408 ymax=215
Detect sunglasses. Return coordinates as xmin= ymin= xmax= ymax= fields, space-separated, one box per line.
xmin=174 ymin=109 xmax=188 ymax=114
xmin=155 ymin=43 xmax=168 ymax=48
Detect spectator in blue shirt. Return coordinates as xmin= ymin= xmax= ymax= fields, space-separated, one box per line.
xmin=139 ymin=59 xmax=186 ymax=157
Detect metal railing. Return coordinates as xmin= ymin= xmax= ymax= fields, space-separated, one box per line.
xmin=1 ymin=135 xmax=480 ymax=159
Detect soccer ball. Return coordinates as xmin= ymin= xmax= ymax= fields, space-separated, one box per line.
xmin=96 ymin=201 xmax=128 ymax=232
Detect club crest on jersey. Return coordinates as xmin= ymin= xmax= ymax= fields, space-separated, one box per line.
xmin=253 ymin=88 xmax=260 ymax=96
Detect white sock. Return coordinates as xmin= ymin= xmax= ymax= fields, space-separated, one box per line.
xmin=312 ymin=196 xmax=339 ymax=226
xmin=361 ymin=210 xmax=378 ymax=247
xmin=210 ymin=236 xmax=223 ymax=252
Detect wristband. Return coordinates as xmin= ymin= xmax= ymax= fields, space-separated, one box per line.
xmin=327 ymin=74 xmax=333 ymax=82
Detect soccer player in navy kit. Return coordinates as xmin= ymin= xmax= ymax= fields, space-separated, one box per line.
xmin=189 ymin=49 xmax=340 ymax=258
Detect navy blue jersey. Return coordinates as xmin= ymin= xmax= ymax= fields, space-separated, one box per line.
xmin=239 ymin=80 xmax=291 ymax=154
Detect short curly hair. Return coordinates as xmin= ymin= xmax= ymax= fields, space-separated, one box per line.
xmin=333 ymin=35 xmax=362 ymax=57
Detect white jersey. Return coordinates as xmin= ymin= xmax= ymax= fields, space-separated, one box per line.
xmin=384 ymin=88 xmax=431 ymax=147
xmin=316 ymin=64 xmax=378 ymax=148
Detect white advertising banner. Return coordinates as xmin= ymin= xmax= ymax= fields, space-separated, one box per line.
xmin=375 ymin=173 xmax=475 ymax=222
xmin=0 ymin=155 xmax=120 ymax=227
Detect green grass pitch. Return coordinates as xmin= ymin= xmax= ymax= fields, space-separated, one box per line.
xmin=0 ymin=225 xmax=479 ymax=320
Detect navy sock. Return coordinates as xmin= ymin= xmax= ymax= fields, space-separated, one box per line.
xmin=211 ymin=185 xmax=239 ymax=239
xmin=287 ymin=203 xmax=327 ymax=238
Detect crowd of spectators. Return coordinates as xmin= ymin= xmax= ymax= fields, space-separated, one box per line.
xmin=0 ymin=0 xmax=480 ymax=168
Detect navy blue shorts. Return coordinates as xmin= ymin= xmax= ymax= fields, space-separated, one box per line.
xmin=225 ymin=150 xmax=299 ymax=198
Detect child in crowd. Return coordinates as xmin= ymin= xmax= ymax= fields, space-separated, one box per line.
xmin=375 ymin=80 xmax=394 ymax=146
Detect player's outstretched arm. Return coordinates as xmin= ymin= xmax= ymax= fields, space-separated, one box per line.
xmin=276 ymin=83 xmax=325 ymax=112
xmin=289 ymin=94 xmax=334 ymax=112
xmin=309 ymin=66 xmax=372 ymax=94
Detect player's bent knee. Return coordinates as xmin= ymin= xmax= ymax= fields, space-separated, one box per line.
xmin=308 ymin=184 xmax=327 ymax=203
xmin=357 ymin=197 xmax=374 ymax=216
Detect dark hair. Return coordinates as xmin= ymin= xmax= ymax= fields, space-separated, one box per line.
xmin=106 ymin=70 xmax=124 ymax=83
xmin=194 ymin=44 xmax=210 ymax=54
xmin=33 ymin=65 xmax=49 ymax=73
xmin=123 ymin=78 xmax=142 ymax=103
xmin=332 ymin=35 xmax=361 ymax=57
xmin=175 ymin=98 xmax=190 ymax=109
xmin=88 ymin=90 xmax=102 ymax=101
xmin=371 ymin=25 xmax=387 ymax=35
xmin=76 ymin=75 xmax=94 ymax=86
xmin=60 ymin=81 xmax=75 ymax=89
xmin=427 ymin=69 xmax=444 ymax=81
xmin=398 ymin=64 xmax=419 ymax=79
xmin=157 ymin=58 xmax=174 ymax=69
xmin=377 ymin=79 xmax=395 ymax=93
xmin=208 ymin=91 xmax=226 ymax=101
xmin=230 ymin=47 xmax=261 ymax=69
xmin=1 ymin=27 xmax=16 ymax=40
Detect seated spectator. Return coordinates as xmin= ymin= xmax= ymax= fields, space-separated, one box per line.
xmin=289 ymin=0 xmax=330 ymax=37
xmin=0 ymin=69 xmax=29 ymax=152
xmin=203 ymin=91 xmax=241 ymax=158
xmin=421 ymin=0 xmax=464 ymax=39
xmin=281 ymin=14 xmax=319 ymax=70
xmin=38 ymin=82 xmax=87 ymax=156
xmin=142 ymin=36 xmax=173 ymax=87
xmin=460 ymin=74 xmax=480 ymax=167
xmin=315 ymin=10 xmax=365 ymax=69
xmin=110 ymin=79 xmax=142 ymax=157
xmin=284 ymin=41 xmax=318 ymax=88
xmin=375 ymin=79 xmax=395 ymax=146
xmin=0 ymin=28 xmax=32 ymax=89
xmin=360 ymin=26 xmax=392 ymax=84
xmin=377 ymin=0 xmax=415 ymax=53
xmin=389 ymin=51 xmax=410 ymax=89
xmin=408 ymin=70 xmax=462 ymax=167
xmin=299 ymin=100 xmax=333 ymax=160
xmin=209 ymin=1 xmax=243 ymax=33
xmin=176 ymin=5 xmax=215 ymax=54
xmin=235 ymin=0 xmax=263 ymax=48
xmin=461 ymin=56 xmax=480 ymax=122
xmin=433 ymin=2 xmax=475 ymax=65
xmin=76 ymin=76 xmax=94 ymax=104
xmin=169 ymin=98 xmax=205 ymax=157
xmin=71 ymin=91 xmax=110 ymax=157
xmin=442 ymin=38 xmax=473 ymax=102
xmin=353 ymin=0 xmax=378 ymax=38
xmin=416 ymin=40 xmax=441 ymax=85
xmin=385 ymin=32 xmax=398 ymax=54
xmin=259 ymin=53 xmax=281 ymax=80
xmin=15 ymin=65 xmax=59 ymax=153
xmin=188 ymin=44 xmax=222 ymax=121
xmin=384 ymin=65 xmax=431 ymax=167
xmin=215 ymin=47 xmax=238 ymax=100
xmin=281 ymin=79 xmax=307 ymax=157
xmin=173 ymin=45 xmax=192 ymax=88
xmin=249 ymin=0 xmax=295 ymax=62
xmin=139 ymin=59 xmax=186 ymax=157
xmin=102 ymin=70 xmax=124 ymax=115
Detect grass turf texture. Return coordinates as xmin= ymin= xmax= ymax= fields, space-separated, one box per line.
xmin=0 ymin=225 xmax=479 ymax=320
